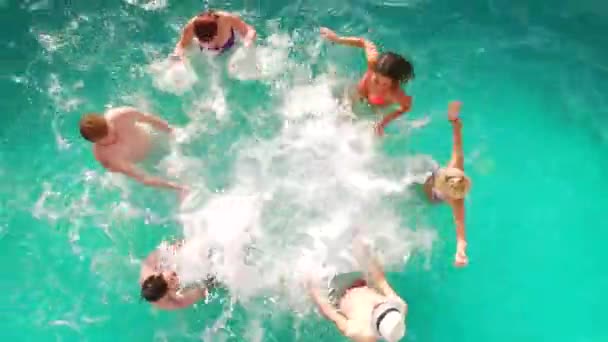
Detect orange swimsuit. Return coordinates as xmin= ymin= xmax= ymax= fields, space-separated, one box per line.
xmin=358 ymin=71 xmax=388 ymax=106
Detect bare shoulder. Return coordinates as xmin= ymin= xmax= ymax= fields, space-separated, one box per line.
xmin=398 ymin=91 xmax=412 ymax=105
xmin=93 ymin=146 xmax=121 ymax=171
xmin=106 ymin=106 xmax=140 ymax=121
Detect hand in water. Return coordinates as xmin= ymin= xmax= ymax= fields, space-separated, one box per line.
xmin=169 ymin=54 xmax=182 ymax=62
xmin=448 ymin=101 xmax=462 ymax=121
xmin=352 ymin=237 xmax=373 ymax=265
xmin=243 ymin=37 xmax=254 ymax=48
xmin=374 ymin=122 xmax=385 ymax=136
xmin=320 ymin=27 xmax=338 ymax=42
xmin=305 ymin=277 xmax=319 ymax=296
xmin=244 ymin=30 xmax=257 ymax=48
xmin=454 ymin=240 xmax=469 ymax=267
xmin=178 ymin=187 xmax=189 ymax=202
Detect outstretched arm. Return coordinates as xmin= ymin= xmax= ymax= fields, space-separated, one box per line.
xmin=353 ymin=240 xmax=398 ymax=298
xmin=446 ymin=101 xmax=468 ymax=266
xmin=173 ymin=18 xmax=196 ymax=57
xmin=320 ymin=27 xmax=379 ymax=68
xmin=105 ymin=159 xmax=183 ymax=192
xmin=447 ymin=101 xmax=464 ymax=170
xmin=307 ymin=283 xmax=349 ymax=335
xmin=451 ymin=199 xmax=468 ymax=266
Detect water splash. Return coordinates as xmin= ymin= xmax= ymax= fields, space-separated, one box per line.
xmin=30 ymin=23 xmax=438 ymax=338
xmin=123 ymin=0 xmax=168 ymax=11
xmin=174 ymin=67 xmax=437 ymax=311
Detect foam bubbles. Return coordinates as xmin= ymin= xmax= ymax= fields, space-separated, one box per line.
xmin=123 ymin=0 xmax=167 ymax=11
xmin=228 ymin=33 xmax=293 ymax=81
xmin=149 ymin=58 xmax=198 ymax=95
xmin=174 ymin=72 xmax=436 ymax=311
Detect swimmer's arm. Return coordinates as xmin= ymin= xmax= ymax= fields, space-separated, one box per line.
xmin=223 ymin=12 xmax=256 ymax=44
xmin=368 ymin=257 xmax=400 ymax=299
xmin=174 ymin=18 xmax=196 ymax=56
xmin=375 ymin=96 xmax=412 ymax=135
xmin=309 ymin=287 xmax=349 ymax=334
xmin=451 ymin=199 xmax=468 ymax=265
xmin=447 ymin=105 xmax=464 ymax=170
xmin=106 ymin=159 xmax=183 ymax=191
xmin=343 ymin=38 xmax=378 ymax=68
xmin=133 ymin=111 xmax=173 ymax=133
xmin=353 ymin=240 xmax=399 ymax=297
xmin=320 ymin=28 xmax=378 ymax=67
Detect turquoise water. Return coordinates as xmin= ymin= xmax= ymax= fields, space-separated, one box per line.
xmin=2 ymin=0 xmax=608 ymax=341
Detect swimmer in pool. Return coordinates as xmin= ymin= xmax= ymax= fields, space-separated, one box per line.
xmin=140 ymin=241 xmax=218 ymax=310
xmin=320 ymin=27 xmax=414 ymax=136
xmin=423 ymin=101 xmax=471 ymax=267
xmin=307 ymin=240 xmax=407 ymax=342
xmin=79 ymin=107 xmax=187 ymax=195
xmin=173 ymin=10 xmax=256 ymax=58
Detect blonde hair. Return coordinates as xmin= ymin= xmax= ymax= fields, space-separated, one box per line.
xmin=433 ymin=167 xmax=471 ymax=200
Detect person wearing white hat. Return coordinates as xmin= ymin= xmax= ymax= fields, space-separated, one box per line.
xmin=307 ymin=240 xmax=407 ymax=342
xmin=422 ymin=101 xmax=472 ymax=267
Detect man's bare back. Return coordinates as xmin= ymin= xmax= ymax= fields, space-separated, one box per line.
xmin=93 ymin=107 xmax=155 ymax=165
xmin=79 ymin=107 xmax=186 ymax=193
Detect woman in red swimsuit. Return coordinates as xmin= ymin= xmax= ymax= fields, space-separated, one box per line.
xmin=320 ymin=27 xmax=414 ymax=136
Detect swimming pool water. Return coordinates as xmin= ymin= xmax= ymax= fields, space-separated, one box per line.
xmin=2 ymin=0 xmax=608 ymax=341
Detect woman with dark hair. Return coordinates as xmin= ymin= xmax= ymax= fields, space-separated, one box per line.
xmin=320 ymin=27 xmax=414 ymax=136
xmin=173 ymin=10 xmax=256 ymax=57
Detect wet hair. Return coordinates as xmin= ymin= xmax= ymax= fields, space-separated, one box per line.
xmin=193 ymin=11 xmax=219 ymax=43
xmin=374 ymin=52 xmax=414 ymax=85
xmin=141 ymin=274 xmax=168 ymax=302
xmin=79 ymin=113 xmax=109 ymax=142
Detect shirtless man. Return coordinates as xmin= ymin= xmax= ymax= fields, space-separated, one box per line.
xmin=308 ymin=241 xmax=407 ymax=342
xmin=139 ymin=241 xmax=216 ymax=310
xmin=79 ymin=107 xmax=186 ymax=194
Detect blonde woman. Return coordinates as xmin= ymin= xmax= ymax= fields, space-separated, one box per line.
xmin=423 ymin=101 xmax=471 ymax=267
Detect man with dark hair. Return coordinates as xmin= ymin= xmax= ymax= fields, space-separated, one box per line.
xmin=140 ymin=241 xmax=216 ymax=310
xmin=79 ymin=107 xmax=187 ymax=196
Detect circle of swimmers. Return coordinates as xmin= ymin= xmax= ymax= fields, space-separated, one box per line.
xmin=78 ymin=8 xmax=472 ymax=342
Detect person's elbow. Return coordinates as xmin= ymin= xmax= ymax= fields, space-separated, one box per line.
xmin=133 ymin=173 xmax=156 ymax=186
xmin=358 ymin=38 xmax=372 ymax=49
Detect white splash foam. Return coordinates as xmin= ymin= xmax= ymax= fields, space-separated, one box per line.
xmin=123 ymin=0 xmax=167 ymax=11
xmin=174 ymin=73 xmax=436 ymax=310
xmin=149 ymin=58 xmax=198 ymax=95
xmin=228 ymin=33 xmax=293 ymax=81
